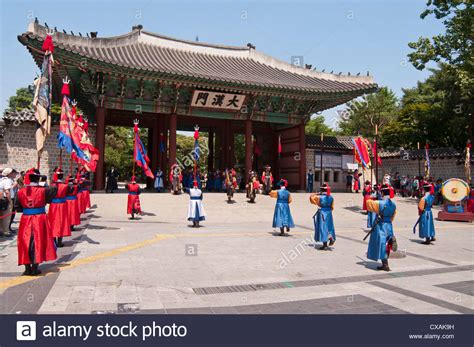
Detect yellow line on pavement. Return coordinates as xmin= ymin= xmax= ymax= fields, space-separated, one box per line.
xmin=0 ymin=234 xmax=173 ymax=290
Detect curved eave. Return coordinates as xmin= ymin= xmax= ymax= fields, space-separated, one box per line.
xmin=19 ymin=33 xmax=378 ymax=102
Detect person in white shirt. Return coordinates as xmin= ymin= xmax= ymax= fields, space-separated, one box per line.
xmin=0 ymin=168 xmax=15 ymax=236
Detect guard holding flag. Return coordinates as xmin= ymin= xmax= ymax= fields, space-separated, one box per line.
xmin=126 ymin=176 xmax=141 ymax=219
xmin=416 ymin=182 xmax=436 ymax=244
xmin=187 ymin=180 xmax=206 ymax=227
xmin=66 ymin=174 xmax=81 ymax=231
xmin=310 ymin=183 xmax=336 ymax=250
xmin=48 ymin=168 xmax=73 ymax=247
xmin=15 ymin=169 xmax=57 ymax=276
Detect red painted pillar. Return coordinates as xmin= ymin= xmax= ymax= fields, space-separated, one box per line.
xmin=208 ymin=128 xmax=214 ymax=172
xmin=299 ymin=122 xmax=306 ymax=190
xmin=245 ymin=118 xmax=253 ymax=182
xmin=94 ymin=107 xmax=106 ymax=190
xmin=228 ymin=123 xmax=235 ymax=168
xmin=168 ymin=113 xmax=177 ymax=169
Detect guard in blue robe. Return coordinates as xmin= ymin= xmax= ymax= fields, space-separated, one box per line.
xmin=214 ymin=170 xmax=222 ymax=192
xmin=310 ymin=183 xmax=336 ymax=250
xmin=270 ymin=179 xmax=295 ymax=235
xmin=417 ymin=183 xmax=436 ymax=244
xmin=366 ymin=184 xmax=397 ymax=271
xmin=187 ymin=181 xmax=206 ymax=227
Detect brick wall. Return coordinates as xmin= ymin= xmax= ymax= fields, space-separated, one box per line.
xmin=0 ymin=121 xmax=96 ymax=178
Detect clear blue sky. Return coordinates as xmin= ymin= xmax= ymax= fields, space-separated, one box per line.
xmin=0 ymin=0 xmax=444 ymax=127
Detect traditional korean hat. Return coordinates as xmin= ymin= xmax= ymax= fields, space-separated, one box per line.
xmin=131 ymin=176 xmax=136 ymax=183
xmin=321 ymin=183 xmax=331 ymax=195
xmin=53 ymin=168 xmax=64 ymax=182
xmin=193 ymin=180 xmax=199 ymax=187
xmin=24 ymin=168 xmax=41 ymax=185
xmin=278 ymin=179 xmax=288 ymax=188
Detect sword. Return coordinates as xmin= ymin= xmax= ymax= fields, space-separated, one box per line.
xmin=413 ymin=208 xmax=426 ymax=234
xmin=363 ymin=204 xmax=387 ymax=241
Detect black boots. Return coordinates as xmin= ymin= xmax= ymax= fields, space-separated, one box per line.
xmin=23 ymin=264 xmax=41 ymax=276
xmin=55 ymin=237 xmax=64 ymax=248
xmin=192 ymin=221 xmax=199 ymax=228
xmin=318 ymin=242 xmax=329 ymax=250
xmin=23 ymin=265 xmax=31 ymax=276
xmin=377 ymin=259 xmax=390 ymax=271
xmin=280 ymin=227 xmax=285 ymax=235
xmin=31 ymin=263 xmax=41 ymax=276
xmin=329 ymin=238 xmax=335 ymax=246
xmin=423 ymin=238 xmax=431 ymax=245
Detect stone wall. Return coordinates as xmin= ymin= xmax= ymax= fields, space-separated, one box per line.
xmin=0 ymin=121 xmax=96 ymax=178
xmin=380 ymin=156 xmax=466 ymax=181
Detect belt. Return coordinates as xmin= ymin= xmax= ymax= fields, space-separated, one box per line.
xmin=380 ymin=218 xmax=392 ymax=223
xmin=276 ymin=199 xmax=288 ymax=203
xmin=51 ymin=197 xmax=66 ymax=203
xmin=320 ymin=207 xmax=332 ymax=211
xmin=23 ymin=207 xmax=46 ymax=215
xmin=66 ymin=196 xmax=77 ymax=200
xmin=191 ymin=196 xmax=202 ymax=200
xmin=78 ymin=188 xmax=86 ymax=192
xmin=129 ymin=192 xmax=139 ymax=196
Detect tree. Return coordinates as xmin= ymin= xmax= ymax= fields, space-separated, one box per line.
xmin=337 ymin=87 xmax=399 ymax=138
xmin=305 ymin=115 xmax=335 ymax=136
xmin=408 ymin=0 xmax=473 ymax=139
xmin=382 ymin=64 xmax=469 ymax=149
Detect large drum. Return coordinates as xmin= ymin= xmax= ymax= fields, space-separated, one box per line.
xmin=438 ymin=178 xmax=473 ymax=222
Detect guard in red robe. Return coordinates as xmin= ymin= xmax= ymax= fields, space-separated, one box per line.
xmin=127 ymin=176 xmax=141 ymax=219
xmin=83 ymin=171 xmax=92 ymax=210
xmin=362 ymin=180 xmax=372 ymax=212
xmin=48 ymin=168 xmax=73 ymax=247
xmin=353 ymin=170 xmax=361 ymax=192
xmin=15 ymin=169 xmax=57 ymax=276
xmin=66 ymin=175 xmax=81 ymax=230
xmin=77 ymin=175 xmax=85 ymax=215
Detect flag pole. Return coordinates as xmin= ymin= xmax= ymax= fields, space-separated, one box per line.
xmin=375 ymin=125 xmax=378 ymax=184
xmin=320 ymin=132 xmax=324 ymax=187
xmin=193 ymin=125 xmax=199 ymax=181
xmin=133 ymin=119 xmax=139 ymax=178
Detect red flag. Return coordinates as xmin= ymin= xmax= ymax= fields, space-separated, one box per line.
xmin=372 ymin=139 xmax=382 ymax=166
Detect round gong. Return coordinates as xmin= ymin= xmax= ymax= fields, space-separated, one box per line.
xmin=441 ymin=178 xmax=470 ymax=202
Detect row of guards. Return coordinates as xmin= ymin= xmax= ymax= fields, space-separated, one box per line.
xmin=6 ymin=31 xmax=98 ymax=276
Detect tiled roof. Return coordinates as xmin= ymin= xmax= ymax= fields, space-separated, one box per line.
xmin=378 ymin=148 xmax=462 ymax=160
xmin=3 ymin=109 xmax=36 ymax=123
xmin=19 ymin=22 xmax=377 ymax=97
xmin=306 ymin=135 xmax=353 ymax=150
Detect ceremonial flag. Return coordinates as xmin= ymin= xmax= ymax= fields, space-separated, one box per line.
xmin=32 ymin=34 xmax=54 ymax=156
xmin=465 ymin=141 xmax=471 ymax=183
xmin=133 ymin=123 xmax=154 ymax=179
xmin=372 ymin=139 xmax=382 ymax=166
xmin=57 ymin=82 xmax=99 ymax=172
xmin=424 ymin=142 xmax=431 ymax=177
xmin=352 ymin=137 xmax=371 ymax=168
xmin=192 ymin=126 xmax=200 ymax=161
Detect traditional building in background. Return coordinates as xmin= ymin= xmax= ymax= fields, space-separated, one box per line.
xmin=305 ymin=135 xmax=471 ymax=191
xmin=15 ymin=21 xmax=376 ymax=190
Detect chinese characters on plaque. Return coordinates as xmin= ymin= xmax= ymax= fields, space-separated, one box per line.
xmin=191 ymin=90 xmax=246 ymax=111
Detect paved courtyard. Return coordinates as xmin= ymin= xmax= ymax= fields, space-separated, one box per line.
xmin=0 ymin=191 xmax=472 ymax=314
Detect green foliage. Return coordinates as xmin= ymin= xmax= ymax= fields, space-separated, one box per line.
xmin=408 ymin=0 xmax=473 ymax=99
xmin=8 ymin=86 xmax=34 ymax=110
xmin=382 ymin=64 xmax=469 ymax=149
xmin=337 ymin=87 xmax=399 ymax=138
xmin=305 ymin=115 xmax=335 ymax=136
